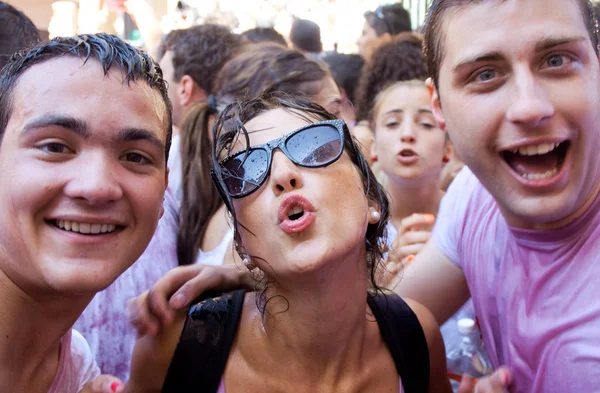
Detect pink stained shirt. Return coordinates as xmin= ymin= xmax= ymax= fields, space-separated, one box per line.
xmin=433 ymin=167 xmax=600 ymax=393
xmin=47 ymin=329 xmax=101 ymax=393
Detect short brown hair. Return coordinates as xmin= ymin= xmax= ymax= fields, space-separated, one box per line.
xmin=158 ymin=24 xmax=240 ymax=94
xmin=424 ymin=0 xmax=600 ymax=89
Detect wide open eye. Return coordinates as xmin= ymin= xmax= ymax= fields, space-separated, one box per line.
xmin=285 ymin=125 xmax=342 ymax=166
xmin=221 ymin=148 xmax=269 ymax=196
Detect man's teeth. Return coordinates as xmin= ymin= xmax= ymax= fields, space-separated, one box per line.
xmin=55 ymin=220 xmax=117 ymax=234
xmin=520 ymin=167 xmax=558 ymax=181
xmin=512 ymin=142 xmax=561 ymax=156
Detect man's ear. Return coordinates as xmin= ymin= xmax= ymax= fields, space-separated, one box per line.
xmin=426 ymin=77 xmax=446 ymax=131
xmin=178 ymin=75 xmax=207 ymax=107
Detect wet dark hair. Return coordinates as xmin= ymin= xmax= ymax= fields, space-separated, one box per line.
xmin=0 ymin=33 xmax=172 ymax=161
xmin=364 ymin=3 xmax=412 ymax=36
xmin=241 ymin=27 xmax=287 ymax=47
xmin=355 ymin=33 xmax=427 ymax=121
xmin=289 ymin=18 xmax=323 ymax=53
xmin=158 ymin=24 xmax=240 ymax=94
xmin=322 ymin=53 xmax=365 ymax=104
xmin=211 ymin=92 xmax=390 ymax=310
xmin=424 ymin=0 xmax=600 ymax=90
xmin=0 ymin=2 xmax=40 ymax=70
xmin=177 ymin=44 xmax=332 ymax=266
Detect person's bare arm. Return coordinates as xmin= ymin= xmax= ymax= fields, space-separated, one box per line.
xmin=391 ymin=239 xmax=470 ymax=325
xmin=128 ymin=264 xmax=252 ymax=336
xmin=125 ymin=312 xmax=187 ymax=393
xmin=405 ymin=299 xmax=452 ymax=393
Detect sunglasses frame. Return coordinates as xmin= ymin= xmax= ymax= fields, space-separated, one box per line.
xmin=213 ymin=119 xmax=348 ymax=199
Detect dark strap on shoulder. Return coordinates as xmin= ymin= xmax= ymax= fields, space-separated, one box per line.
xmin=368 ymin=292 xmax=430 ymax=393
xmin=161 ymin=289 xmax=246 ymax=393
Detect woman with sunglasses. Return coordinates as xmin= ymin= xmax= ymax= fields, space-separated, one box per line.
xmin=357 ymin=3 xmax=412 ymax=60
xmin=125 ymin=93 xmax=451 ymax=393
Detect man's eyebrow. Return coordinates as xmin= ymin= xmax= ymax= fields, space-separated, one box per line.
xmin=22 ymin=114 xmax=90 ymax=138
xmin=418 ymin=108 xmax=433 ymax=114
xmin=452 ymin=52 xmax=504 ymax=72
xmin=452 ymin=36 xmax=587 ymax=73
xmin=118 ymin=128 xmax=166 ymax=151
xmin=535 ymin=35 xmax=586 ymax=52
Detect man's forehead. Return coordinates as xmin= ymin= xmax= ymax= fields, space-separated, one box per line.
xmin=10 ymin=57 xmax=168 ymax=138
xmin=439 ymin=0 xmax=590 ymax=65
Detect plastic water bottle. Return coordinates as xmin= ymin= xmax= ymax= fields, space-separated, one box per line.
xmin=447 ymin=318 xmax=493 ymax=390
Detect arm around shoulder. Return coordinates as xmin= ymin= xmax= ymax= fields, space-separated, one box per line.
xmin=125 ymin=312 xmax=187 ymax=393
xmin=404 ymin=299 xmax=453 ymax=393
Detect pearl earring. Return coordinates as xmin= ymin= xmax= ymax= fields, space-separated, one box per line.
xmin=370 ymin=210 xmax=381 ymax=223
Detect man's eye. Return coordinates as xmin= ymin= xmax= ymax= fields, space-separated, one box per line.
xmin=545 ymin=54 xmax=571 ymax=68
xmin=122 ymin=152 xmax=151 ymax=164
xmin=40 ymin=142 xmax=71 ymax=154
xmin=477 ymin=69 xmax=496 ymax=82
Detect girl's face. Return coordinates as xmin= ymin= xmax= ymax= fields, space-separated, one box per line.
xmin=228 ymin=109 xmax=378 ymax=281
xmin=373 ymin=84 xmax=448 ymax=183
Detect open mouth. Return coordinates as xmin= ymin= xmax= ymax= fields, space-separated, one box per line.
xmin=399 ymin=149 xmax=417 ymax=157
xmin=48 ymin=220 xmax=123 ymax=235
xmin=502 ymin=141 xmax=570 ymax=181
xmin=287 ymin=206 xmax=305 ymax=221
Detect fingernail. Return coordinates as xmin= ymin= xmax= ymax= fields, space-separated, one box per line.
xmin=424 ymin=214 xmax=435 ymax=222
xmin=405 ymin=255 xmax=415 ymax=263
xmin=170 ymin=293 xmax=185 ymax=308
xmin=502 ymin=370 xmax=510 ymax=385
xmin=110 ymin=382 xmax=122 ymax=392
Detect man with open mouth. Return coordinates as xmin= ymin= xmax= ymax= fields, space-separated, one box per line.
xmin=0 ymin=33 xmax=171 ymax=392
xmin=408 ymin=0 xmax=600 ymax=391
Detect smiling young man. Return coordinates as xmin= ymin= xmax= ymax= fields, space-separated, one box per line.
xmin=0 ymin=33 xmax=171 ymax=392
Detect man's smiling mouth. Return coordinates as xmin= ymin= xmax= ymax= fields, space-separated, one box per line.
xmin=47 ymin=220 xmax=123 ymax=235
xmin=502 ymin=141 xmax=570 ymax=181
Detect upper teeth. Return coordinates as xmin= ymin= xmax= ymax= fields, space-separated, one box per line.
xmin=512 ymin=143 xmax=560 ymax=156
xmin=55 ymin=220 xmax=117 ymax=234
xmin=288 ymin=206 xmax=303 ymax=217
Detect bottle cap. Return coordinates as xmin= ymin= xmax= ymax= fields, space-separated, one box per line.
xmin=457 ymin=318 xmax=476 ymax=335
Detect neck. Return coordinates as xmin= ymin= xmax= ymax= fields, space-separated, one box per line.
xmin=252 ymin=247 xmax=372 ymax=383
xmin=0 ymin=267 xmax=91 ymax=391
xmin=387 ymin=174 xmax=444 ymax=226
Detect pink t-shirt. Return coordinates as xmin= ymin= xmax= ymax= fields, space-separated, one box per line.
xmin=47 ymin=329 xmax=100 ymax=393
xmin=434 ymin=167 xmax=600 ymax=393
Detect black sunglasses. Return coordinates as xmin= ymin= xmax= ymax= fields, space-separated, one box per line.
xmin=214 ymin=119 xmax=347 ymax=199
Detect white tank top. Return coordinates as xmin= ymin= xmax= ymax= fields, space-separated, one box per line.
xmin=194 ymin=229 xmax=234 ymax=266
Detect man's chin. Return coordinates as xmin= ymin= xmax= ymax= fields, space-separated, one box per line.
xmin=498 ymin=195 xmax=583 ymax=230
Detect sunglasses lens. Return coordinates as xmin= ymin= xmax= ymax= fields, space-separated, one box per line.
xmin=285 ymin=125 xmax=342 ymax=166
xmin=221 ymin=148 xmax=269 ymax=197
